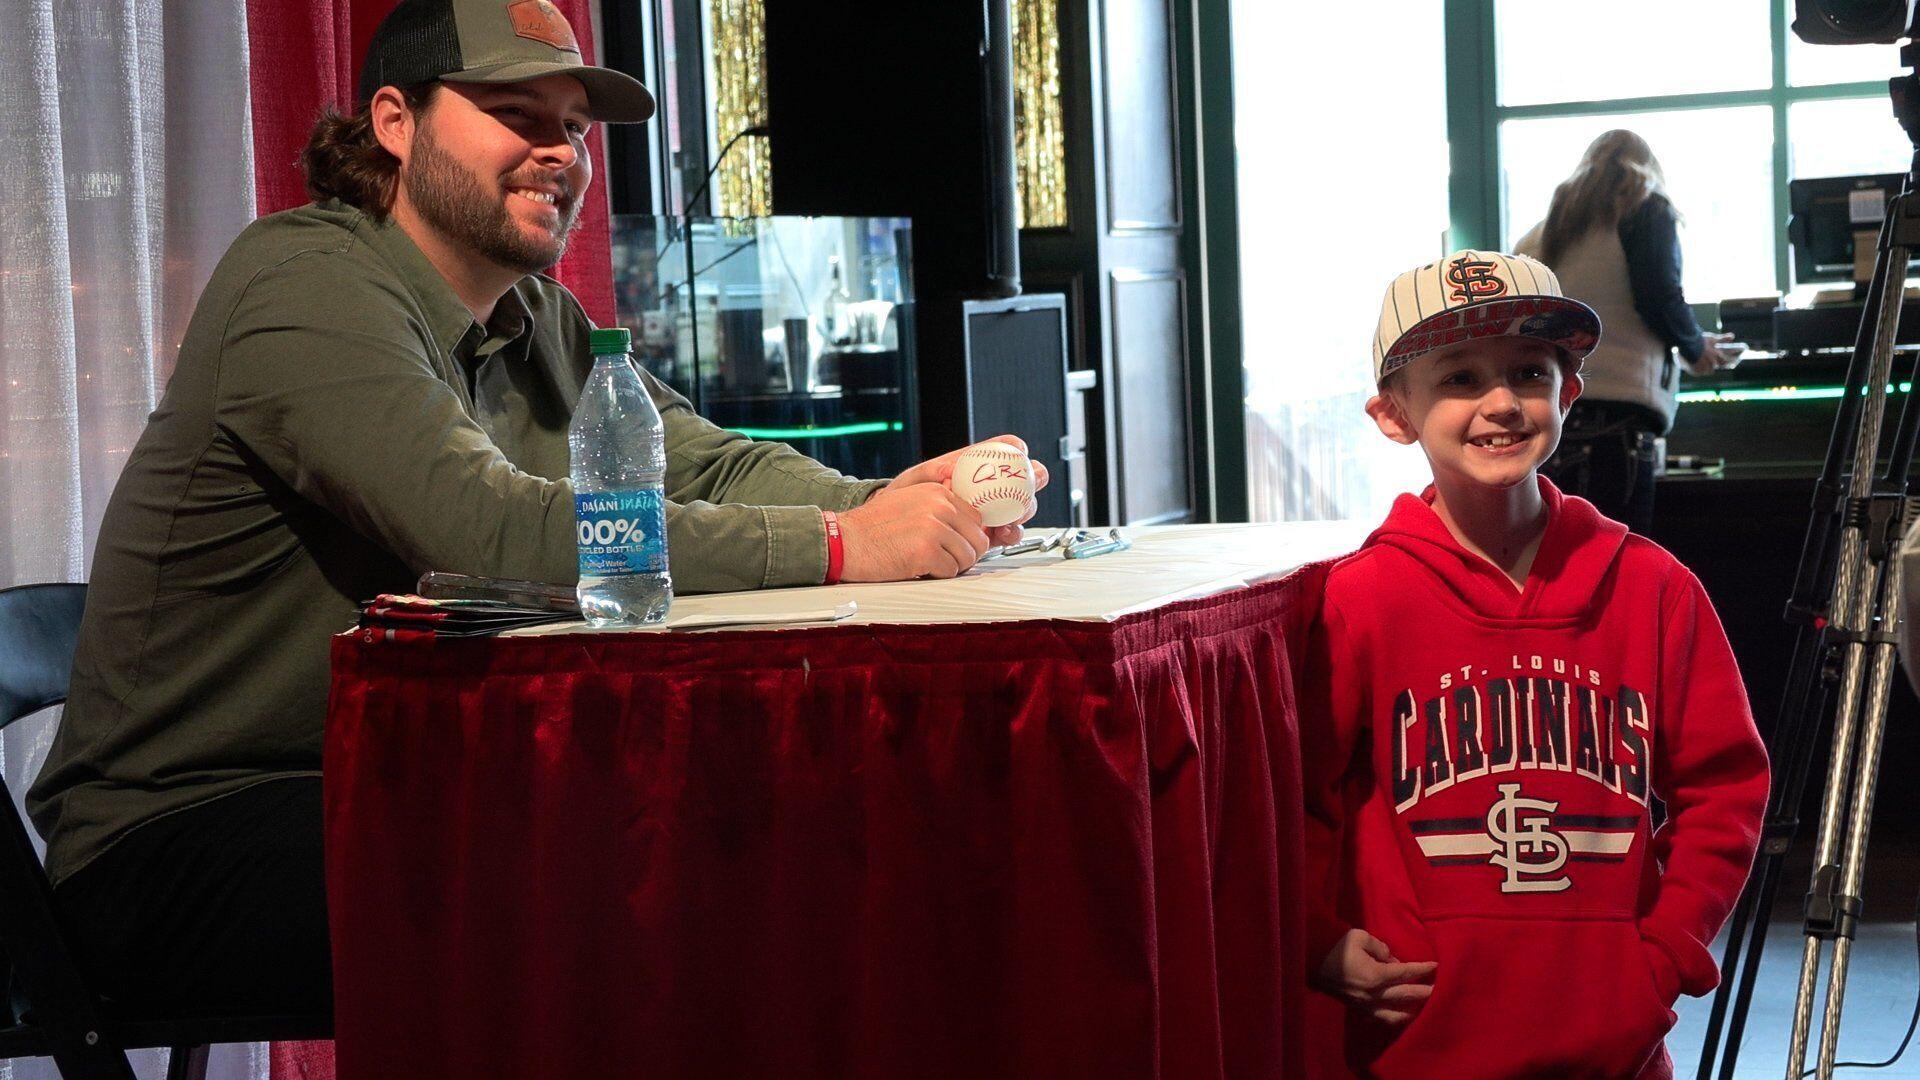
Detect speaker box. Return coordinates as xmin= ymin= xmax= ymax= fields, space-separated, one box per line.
xmin=764 ymin=0 xmax=1020 ymax=300
xmin=960 ymin=295 xmax=1072 ymax=527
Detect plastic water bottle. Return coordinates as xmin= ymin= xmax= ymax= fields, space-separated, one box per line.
xmin=570 ymin=327 xmax=672 ymax=626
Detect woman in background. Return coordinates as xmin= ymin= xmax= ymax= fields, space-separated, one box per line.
xmin=1517 ymin=129 xmax=1740 ymax=534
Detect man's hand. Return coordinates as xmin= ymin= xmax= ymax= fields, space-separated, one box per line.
xmin=1312 ymin=929 xmax=1437 ymax=1029
xmin=837 ymin=483 xmax=992 ymax=581
xmin=885 ymin=433 xmax=1051 ymax=547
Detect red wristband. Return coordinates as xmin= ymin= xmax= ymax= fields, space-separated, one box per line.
xmin=822 ymin=510 xmax=845 ymax=585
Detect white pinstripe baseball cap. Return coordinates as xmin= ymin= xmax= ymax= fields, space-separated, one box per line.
xmin=1373 ymin=250 xmax=1600 ymax=385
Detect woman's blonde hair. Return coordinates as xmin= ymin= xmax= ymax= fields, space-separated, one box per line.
xmin=1537 ymin=129 xmax=1671 ymax=266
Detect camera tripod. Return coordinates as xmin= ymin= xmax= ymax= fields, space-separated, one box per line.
xmin=1694 ymin=48 xmax=1920 ymax=1080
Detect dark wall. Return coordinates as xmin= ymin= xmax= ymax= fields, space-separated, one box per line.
xmin=1652 ymin=476 xmax=1920 ymax=839
xmin=764 ymin=0 xmax=1021 ymax=457
xmin=764 ymin=0 xmax=1018 ymax=303
xmin=1020 ymin=0 xmax=1197 ymax=526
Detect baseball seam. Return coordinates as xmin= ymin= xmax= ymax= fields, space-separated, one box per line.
xmin=969 ymin=484 xmax=1035 ymax=508
xmin=961 ymin=448 xmax=1027 ymax=469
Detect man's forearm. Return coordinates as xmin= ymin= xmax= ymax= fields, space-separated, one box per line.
xmin=664 ymin=500 xmax=839 ymax=592
xmin=646 ymin=369 xmax=884 ymax=511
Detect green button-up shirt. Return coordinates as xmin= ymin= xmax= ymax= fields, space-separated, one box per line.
xmin=28 ymin=201 xmax=885 ymax=884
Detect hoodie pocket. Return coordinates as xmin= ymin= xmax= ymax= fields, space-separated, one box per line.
xmin=1367 ymin=916 xmax=1673 ymax=1080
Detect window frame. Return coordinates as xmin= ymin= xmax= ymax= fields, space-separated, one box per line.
xmin=1445 ymin=0 xmax=1892 ymax=299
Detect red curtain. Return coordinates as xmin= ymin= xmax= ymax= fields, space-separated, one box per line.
xmin=325 ymin=569 xmax=1328 ymax=1078
xmin=245 ymin=0 xmax=618 ymax=324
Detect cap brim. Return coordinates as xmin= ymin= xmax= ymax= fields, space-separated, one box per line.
xmin=442 ymin=61 xmax=657 ymax=124
xmin=1378 ymin=295 xmax=1601 ymax=383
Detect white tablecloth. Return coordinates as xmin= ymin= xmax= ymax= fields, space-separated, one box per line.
xmin=511 ymin=520 xmax=1372 ymax=635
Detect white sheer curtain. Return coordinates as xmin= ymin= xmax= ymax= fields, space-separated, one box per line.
xmin=1233 ymin=1 xmax=1448 ymax=524
xmin=0 ymin=1 xmax=266 ymax=1077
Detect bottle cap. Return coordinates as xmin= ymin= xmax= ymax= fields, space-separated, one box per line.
xmin=589 ymin=328 xmax=633 ymax=355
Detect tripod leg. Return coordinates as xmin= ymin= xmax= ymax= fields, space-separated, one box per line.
xmin=1717 ymin=855 xmax=1787 ymax=1080
xmin=1817 ymin=936 xmax=1856 ymax=1080
xmin=1705 ymin=618 xmax=1841 ymax=1079
xmin=1791 ymin=932 xmax=1831 ymax=1079
xmin=1789 ymin=554 xmax=1882 ymax=1077
xmin=1705 ymin=598 xmax=1852 ymax=1079
xmin=1815 ymin=610 xmax=1906 ymax=1075
xmin=1705 ymin=164 xmax=1920 ymax=1080
xmin=1790 ymin=204 xmax=1913 ymax=1073
xmin=1697 ymin=884 xmax=1754 ymax=1077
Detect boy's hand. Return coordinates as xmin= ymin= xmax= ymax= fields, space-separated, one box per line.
xmin=1313 ymin=929 xmax=1438 ymax=1028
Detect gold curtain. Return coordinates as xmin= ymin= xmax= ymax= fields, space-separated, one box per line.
xmin=707 ymin=0 xmax=772 ymax=217
xmin=1010 ymin=0 xmax=1067 ymax=229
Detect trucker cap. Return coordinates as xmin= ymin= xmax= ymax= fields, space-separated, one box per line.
xmin=1372 ymin=250 xmax=1601 ymax=384
xmin=358 ymin=0 xmax=655 ymax=123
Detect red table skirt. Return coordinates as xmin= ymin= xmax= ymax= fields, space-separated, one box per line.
xmin=325 ymin=565 xmax=1326 ymax=1079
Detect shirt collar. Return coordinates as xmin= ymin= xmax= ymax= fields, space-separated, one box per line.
xmin=347 ymin=202 xmax=494 ymax=359
xmin=489 ymin=285 xmax=533 ymax=344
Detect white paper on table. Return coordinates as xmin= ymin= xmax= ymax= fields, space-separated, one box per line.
xmin=666 ymin=601 xmax=859 ymax=631
xmin=515 ymin=600 xmax=859 ymax=635
xmin=503 ymin=523 xmax=1372 ymax=637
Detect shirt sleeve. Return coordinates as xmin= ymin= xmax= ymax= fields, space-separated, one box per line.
xmin=647 ymin=368 xmax=886 ymax=511
xmin=1619 ymin=196 xmax=1707 ymax=363
xmin=216 ymin=256 xmax=888 ymax=594
xmin=640 ymin=368 xmax=887 ymax=589
xmin=1639 ymin=566 xmax=1770 ymax=1001
xmin=215 ymin=256 xmax=581 ymax=586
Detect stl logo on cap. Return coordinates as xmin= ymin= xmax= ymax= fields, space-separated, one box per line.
xmin=1446 ymin=255 xmax=1510 ymax=304
xmin=1371 ymin=249 xmax=1602 ymax=385
xmin=508 ymin=0 xmax=579 ymax=52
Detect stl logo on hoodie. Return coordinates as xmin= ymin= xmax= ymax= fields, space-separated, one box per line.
xmin=1486 ymin=784 xmax=1569 ymax=892
xmin=1389 ymin=656 xmax=1652 ymax=895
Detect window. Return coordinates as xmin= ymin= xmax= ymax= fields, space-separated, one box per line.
xmin=1234 ymin=0 xmax=1445 ymax=523
xmin=1495 ymin=0 xmax=1770 ymax=106
xmin=1788 ymin=34 xmax=1901 ymax=87
xmin=1466 ymin=2 xmax=1900 ymax=303
xmin=1789 ymin=97 xmax=1912 ymax=180
xmin=1501 ymin=107 xmax=1775 ymax=301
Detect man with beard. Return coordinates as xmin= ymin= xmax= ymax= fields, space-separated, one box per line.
xmin=28 ymin=0 xmax=1040 ymax=1017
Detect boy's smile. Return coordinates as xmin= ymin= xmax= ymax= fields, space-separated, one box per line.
xmin=1368 ymin=337 xmax=1582 ymax=492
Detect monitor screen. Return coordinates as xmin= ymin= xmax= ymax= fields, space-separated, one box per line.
xmin=1788 ymin=173 xmax=1912 ymax=284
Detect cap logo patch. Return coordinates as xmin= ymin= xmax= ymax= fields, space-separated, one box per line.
xmin=1446 ymin=255 xmax=1508 ymax=304
xmin=507 ymin=0 xmax=579 ymax=52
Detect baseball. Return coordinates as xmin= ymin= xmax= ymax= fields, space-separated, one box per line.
xmin=950 ymin=441 xmax=1036 ymax=528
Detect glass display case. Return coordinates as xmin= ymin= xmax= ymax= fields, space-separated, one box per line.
xmin=609 ymin=215 xmax=916 ymax=480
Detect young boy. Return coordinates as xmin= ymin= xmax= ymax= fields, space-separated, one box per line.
xmin=1302 ymin=250 xmax=1769 ymax=1079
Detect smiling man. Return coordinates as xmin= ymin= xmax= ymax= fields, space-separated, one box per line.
xmin=29 ymin=0 xmax=1039 ymax=1018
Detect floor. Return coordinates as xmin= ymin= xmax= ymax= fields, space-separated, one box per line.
xmin=1671 ymin=834 xmax=1920 ymax=1078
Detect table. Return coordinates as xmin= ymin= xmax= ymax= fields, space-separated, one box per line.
xmin=324 ymin=522 xmax=1368 ymax=1079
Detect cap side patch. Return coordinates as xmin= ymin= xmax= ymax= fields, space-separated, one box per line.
xmin=507 ymin=0 xmax=579 ymax=52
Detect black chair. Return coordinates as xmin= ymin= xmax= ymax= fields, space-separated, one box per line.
xmin=0 ymin=583 xmax=330 ymax=1079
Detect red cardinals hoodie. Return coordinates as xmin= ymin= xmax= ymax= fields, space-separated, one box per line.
xmin=1302 ymin=479 xmax=1768 ymax=1079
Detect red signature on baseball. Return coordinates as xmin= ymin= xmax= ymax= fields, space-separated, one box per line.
xmin=969 ymin=463 xmax=1026 ymax=484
